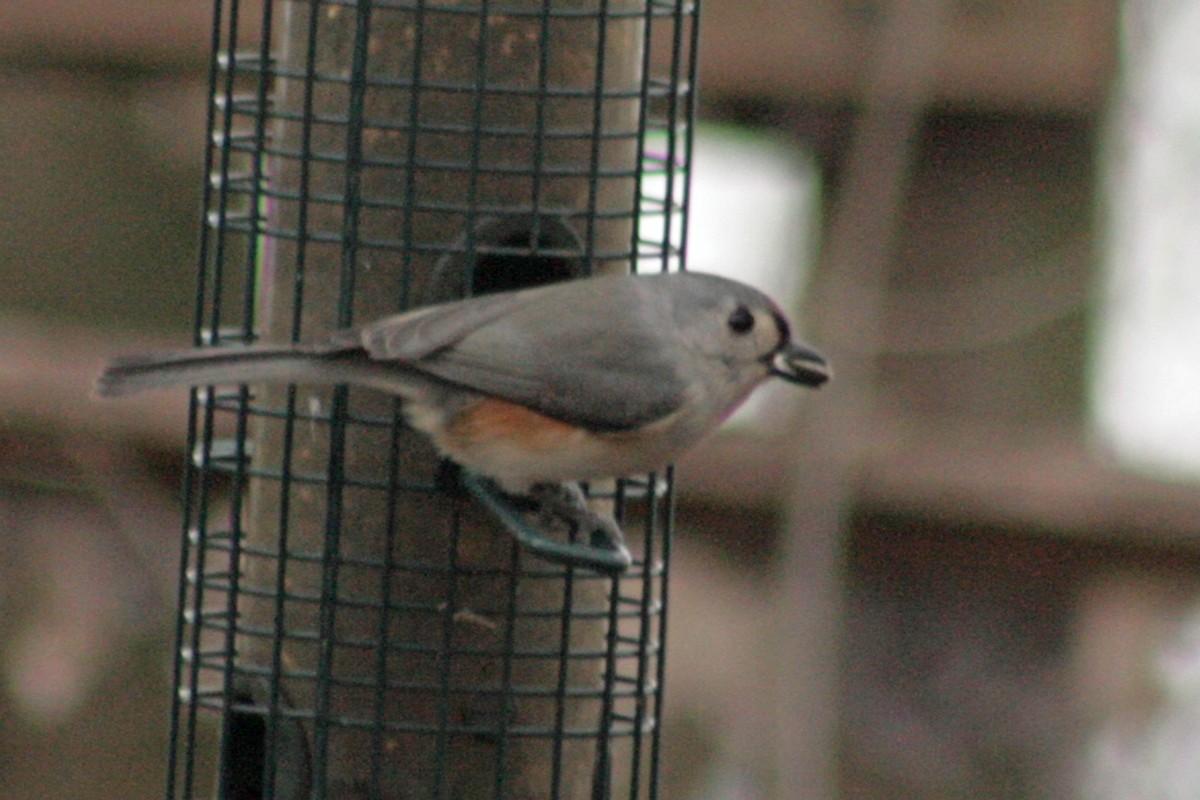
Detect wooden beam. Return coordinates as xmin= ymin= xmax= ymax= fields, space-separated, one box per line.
xmin=699 ymin=0 xmax=1117 ymax=112
xmin=5 ymin=1 xmax=1115 ymax=110
xmin=0 ymin=0 xmax=261 ymax=63
xmin=678 ymin=415 xmax=1200 ymax=545
xmin=0 ymin=315 xmax=193 ymax=443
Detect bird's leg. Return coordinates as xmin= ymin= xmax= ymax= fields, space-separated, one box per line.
xmin=458 ymin=471 xmax=632 ymax=573
xmin=527 ymin=482 xmax=628 ymax=555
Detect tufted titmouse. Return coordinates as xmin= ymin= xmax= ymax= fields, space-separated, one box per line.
xmin=96 ymin=271 xmax=828 ymax=568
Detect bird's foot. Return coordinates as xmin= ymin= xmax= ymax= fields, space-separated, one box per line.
xmin=528 ymin=482 xmax=630 ymax=558
xmin=460 ymin=472 xmax=631 ymax=574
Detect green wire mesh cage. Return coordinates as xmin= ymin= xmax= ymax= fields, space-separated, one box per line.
xmin=167 ymin=0 xmax=697 ymax=798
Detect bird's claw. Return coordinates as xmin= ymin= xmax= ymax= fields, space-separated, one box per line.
xmin=461 ymin=472 xmax=632 ymax=574
xmin=531 ymin=482 xmax=630 ymax=556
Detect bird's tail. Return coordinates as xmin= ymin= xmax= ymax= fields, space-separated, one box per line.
xmin=94 ymin=345 xmax=350 ymax=398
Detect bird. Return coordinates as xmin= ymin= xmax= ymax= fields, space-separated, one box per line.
xmin=96 ymin=270 xmax=829 ymax=569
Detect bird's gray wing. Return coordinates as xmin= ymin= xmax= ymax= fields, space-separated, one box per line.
xmin=357 ymin=279 xmax=688 ymax=432
xmin=356 ymin=290 xmax=534 ymax=361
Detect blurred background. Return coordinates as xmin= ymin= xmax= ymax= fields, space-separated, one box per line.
xmin=4 ymin=0 xmax=1200 ymax=798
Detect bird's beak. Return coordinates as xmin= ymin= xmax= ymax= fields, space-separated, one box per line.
xmin=769 ymin=341 xmax=831 ymax=387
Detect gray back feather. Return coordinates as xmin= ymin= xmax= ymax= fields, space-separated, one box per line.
xmin=357 ymin=274 xmax=690 ymax=432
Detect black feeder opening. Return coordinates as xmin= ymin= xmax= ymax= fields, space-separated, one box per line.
xmin=170 ymin=1 xmax=697 ymax=799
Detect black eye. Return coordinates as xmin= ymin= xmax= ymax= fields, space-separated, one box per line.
xmin=727 ymin=305 xmax=755 ymax=335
